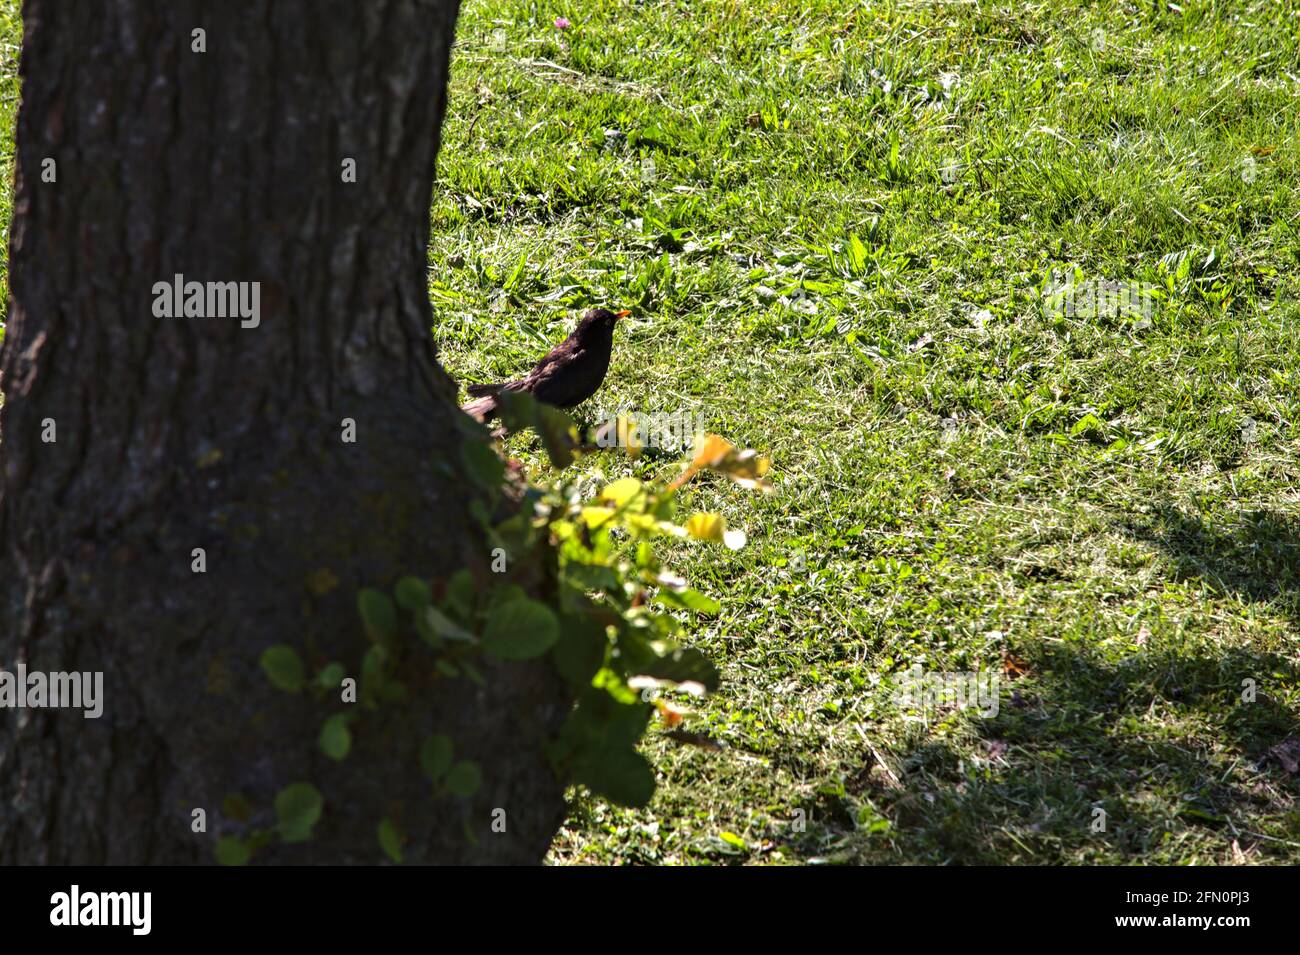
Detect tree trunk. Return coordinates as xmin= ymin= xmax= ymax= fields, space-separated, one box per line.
xmin=0 ymin=0 xmax=569 ymax=864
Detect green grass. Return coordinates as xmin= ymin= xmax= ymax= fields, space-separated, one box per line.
xmin=2 ymin=0 xmax=1297 ymax=864
xmin=433 ymin=0 xmax=1300 ymax=864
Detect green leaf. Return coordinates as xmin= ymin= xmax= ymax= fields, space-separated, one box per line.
xmin=655 ymin=587 xmax=722 ymax=614
xmin=420 ymin=734 xmax=454 ymax=781
xmin=482 ymin=597 xmax=560 ymax=660
xmin=552 ymin=684 xmax=655 ymax=806
xmin=460 ymin=439 xmax=506 ymax=493
xmin=442 ymin=569 xmax=476 ymax=619
xmin=562 ymin=562 xmax=623 ymax=593
xmin=274 ymin=782 xmax=324 ymax=843
xmin=503 ymin=248 xmax=529 ymax=293
xmin=1070 ymin=413 xmax=1104 ymax=437
xmin=318 ymin=713 xmax=352 ymax=761
xmin=848 ymin=233 xmax=869 ymax=274
xmin=552 ymin=614 xmax=608 ymax=685
xmin=497 ymin=389 xmax=577 ymax=469
xmin=260 ymin=645 xmax=305 ymax=693
xmin=419 ymin=605 xmax=477 ymax=646
xmin=635 ymin=541 xmax=658 ymax=570
xmin=378 ymin=818 xmax=404 ymax=863
xmin=535 ymin=402 xmax=580 ymax=468
xmin=313 ymin=662 xmax=345 ymax=692
xmin=215 ymin=837 xmax=252 ymax=866
xmin=486 ymin=583 xmax=526 ymax=611
xmin=445 ymin=760 xmax=482 ymax=797
xmin=886 ymin=129 xmax=903 ymax=182
xmin=394 ymin=576 xmax=432 ymax=612
xmin=576 ymin=746 xmax=656 ymax=808
xmin=361 ymin=643 xmax=388 ymax=704
xmin=358 ymin=588 xmax=397 ymax=638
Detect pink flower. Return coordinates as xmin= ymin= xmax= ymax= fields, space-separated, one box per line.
xmin=554 ymin=17 xmax=571 ymax=30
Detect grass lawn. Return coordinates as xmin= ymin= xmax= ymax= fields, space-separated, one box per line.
xmin=432 ymin=0 xmax=1300 ymax=864
xmin=2 ymin=0 xmax=1297 ymax=864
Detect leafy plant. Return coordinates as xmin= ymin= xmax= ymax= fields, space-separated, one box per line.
xmin=239 ymin=390 xmax=770 ymax=862
xmin=486 ymin=394 xmax=770 ymax=806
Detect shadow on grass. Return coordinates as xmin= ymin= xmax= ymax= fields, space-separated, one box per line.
xmin=1119 ymin=504 xmax=1300 ymax=628
xmin=774 ymin=505 xmax=1300 ymax=864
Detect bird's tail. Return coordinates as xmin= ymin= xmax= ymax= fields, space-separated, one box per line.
xmin=460 ymin=393 xmax=499 ymax=422
xmin=466 ymin=382 xmax=501 ymax=398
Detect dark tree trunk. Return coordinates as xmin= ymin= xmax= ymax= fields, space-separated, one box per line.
xmin=0 ymin=0 xmax=569 ymax=863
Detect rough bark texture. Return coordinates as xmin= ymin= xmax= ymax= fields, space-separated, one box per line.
xmin=0 ymin=0 xmax=570 ymax=863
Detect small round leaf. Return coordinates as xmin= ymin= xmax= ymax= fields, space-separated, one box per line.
xmin=357 ymin=588 xmax=397 ymax=637
xmin=482 ymin=598 xmax=560 ymax=660
xmin=215 ymin=837 xmax=252 ymax=866
xmin=394 ymin=576 xmax=432 ymax=612
xmin=260 ymin=645 xmax=305 ymax=693
xmin=378 ymin=818 xmax=404 ymax=863
xmin=318 ymin=714 xmax=352 ymax=761
xmin=420 ymin=734 xmax=454 ymax=781
xmin=313 ymin=662 xmax=346 ymax=691
xmin=445 ymin=760 xmax=482 ymax=797
xmin=275 ymin=782 xmax=323 ymax=843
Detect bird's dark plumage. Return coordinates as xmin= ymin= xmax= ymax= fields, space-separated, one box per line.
xmin=461 ymin=307 xmax=626 ymax=422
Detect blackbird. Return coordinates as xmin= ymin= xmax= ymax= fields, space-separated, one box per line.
xmin=460 ymin=307 xmax=629 ymax=422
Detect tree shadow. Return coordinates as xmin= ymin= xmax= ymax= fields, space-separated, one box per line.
xmin=1117 ymin=504 xmax=1300 ymax=628
xmin=771 ymin=504 xmax=1300 ymax=864
xmin=776 ymin=645 xmax=1300 ymax=864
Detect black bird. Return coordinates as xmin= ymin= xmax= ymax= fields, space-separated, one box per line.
xmin=461 ymin=307 xmax=628 ymax=422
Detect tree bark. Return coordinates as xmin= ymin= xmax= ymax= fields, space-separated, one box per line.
xmin=0 ymin=0 xmax=569 ymax=864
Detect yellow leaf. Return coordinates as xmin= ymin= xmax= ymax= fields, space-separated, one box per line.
xmin=623 ymin=512 xmax=661 ymax=534
xmin=306 ymin=568 xmax=340 ymax=596
xmin=719 ymin=831 xmax=747 ymax=849
xmin=618 ymin=415 xmax=645 ymax=459
xmin=691 ymin=434 xmax=735 ymax=468
xmin=685 ymin=512 xmax=726 ymax=542
xmin=670 ymin=433 xmax=774 ymax=493
xmin=669 ymin=434 xmax=733 ymax=491
xmin=600 ymin=477 xmax=644 ymax=507
xmin=580 ymin=506 xmax=616 ymax=527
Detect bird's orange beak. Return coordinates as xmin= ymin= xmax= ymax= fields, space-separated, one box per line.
xmin=615 ymin=310 xmax=631 ymax=319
